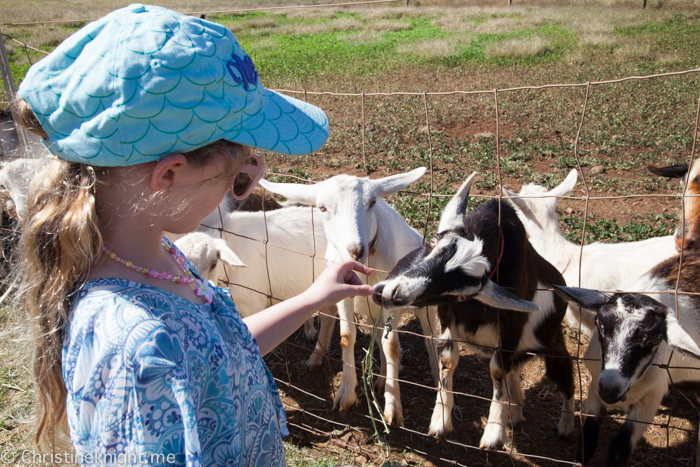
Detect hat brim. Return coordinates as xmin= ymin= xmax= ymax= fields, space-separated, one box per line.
xmin=221 ymin=89 xmax=329 ymax=156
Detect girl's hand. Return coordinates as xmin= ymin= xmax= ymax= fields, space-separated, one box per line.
xmin=306 ymin=261 xmax=374 ymax=307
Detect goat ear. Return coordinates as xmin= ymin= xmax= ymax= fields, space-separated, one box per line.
xmin=666 ymin=313 xmax=700 ymax=360
xmin=475 ymin=280 xmax=540 ymax=312
xmin=213 ymin=238 xmax=247 ymax=268
xmin=258 ymin=179 xmax=320 ymax=206
xmin=553 ymin=285 xmax=610 ymax=311
xmin=501 ymin=187 xmax=527 ymax=211
xmin=647 ymin=164 xmax=689 ymax=179
xmin=549 ymin=169 xmax=578 ymax=198
xmin=372 ymin=167 xmax=427 ymax=198
xmin=438 ymin=172 xmax=477 ymax=232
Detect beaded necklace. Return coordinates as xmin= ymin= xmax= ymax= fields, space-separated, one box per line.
xmin=101 ymin=241 xmax=215 ymax=304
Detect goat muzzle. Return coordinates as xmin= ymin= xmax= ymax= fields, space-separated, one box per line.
xmin=372 ymin=284 xmax=385 ymax=305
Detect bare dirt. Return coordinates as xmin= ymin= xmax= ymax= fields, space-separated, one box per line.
xmin=266 ymin=314 xmax=699 ymax=467
xmin=257 ymin=68 xmax=698 ymax=466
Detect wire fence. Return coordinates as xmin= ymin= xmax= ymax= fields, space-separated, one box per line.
xmin=2 ymin=13 xmax=700 ymax=467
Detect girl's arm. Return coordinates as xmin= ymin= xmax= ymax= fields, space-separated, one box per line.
xmin=243 ymin=261 xmax=374 ymax=356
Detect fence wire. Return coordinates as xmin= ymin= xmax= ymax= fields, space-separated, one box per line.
xmin=2 ymin=26 xmax=700 ymax=467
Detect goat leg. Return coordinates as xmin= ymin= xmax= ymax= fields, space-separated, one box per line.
xmin=607 ymin=389 xmax=665 ymax=467
xmin=577 ymin=386 xmax=604 ymax=465
xmin=306 ymin=305 xmax=337 ymax=370
xmin=333 ymin=297 xmax=358 ymax=414
xmin=380 ymin=307 xmax=403 ymax=426
xmin=545 ymin=331 xmax=576 ymax=439
xmin=479 ymin=351 xmax=515 ymax=450
xmin=416 ymin=305 xmax=440 ymax=386
xmin=428 ymin=327 xmax=459 ymax=439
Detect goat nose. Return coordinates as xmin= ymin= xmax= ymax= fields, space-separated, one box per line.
xmin=676 ymin=236 xmax=695 ymax=251
xmin=598 ymin=377 xmax=624 ymax=404
xmin=348 ymin=245 xmax=365 ymax=261
xmin=372 ymin=284 xmax=384 ymax=305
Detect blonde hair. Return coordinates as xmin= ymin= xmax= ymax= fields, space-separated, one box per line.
xmin=11 ymin=99 xmax=248 ymax=452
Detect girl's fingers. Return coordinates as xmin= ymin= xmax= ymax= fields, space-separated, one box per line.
xmin=345 ymin=271 xmax=364 ymax=286
xmin=343 ymin=261 xmax=372 ymax=277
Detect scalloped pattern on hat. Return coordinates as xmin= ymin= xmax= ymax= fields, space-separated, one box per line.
xmin=17 ymin=4 xmax=329 ymax=166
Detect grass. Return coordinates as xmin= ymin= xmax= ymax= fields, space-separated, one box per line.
xmin=2 ymin=1 xmax=700 ymax=465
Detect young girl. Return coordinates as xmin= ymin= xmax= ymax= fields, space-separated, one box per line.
xmin=13 ymin=5 xmax=374 ymax=465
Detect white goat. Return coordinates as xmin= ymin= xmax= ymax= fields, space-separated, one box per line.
xmin=0 ymin=157 xmax=45 ymax=221
xmin=502 ymin=169 xmax=677 ymax=336
xmin=173 ymin=231 xmax=247 ymax=282
xmin=555 ymin=252 xmax=700 ymax=466
xmin=258 ymin=168 xmax=439 ymax=427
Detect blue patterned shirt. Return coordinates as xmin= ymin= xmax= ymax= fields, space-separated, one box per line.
xmin=62 ymin=245 xmax=288 ymax=466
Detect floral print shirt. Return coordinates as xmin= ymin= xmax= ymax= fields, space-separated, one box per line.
xmin=62 ymin=243 xmax=288 ymax=467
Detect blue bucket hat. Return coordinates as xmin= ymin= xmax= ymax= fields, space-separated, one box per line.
xmin=17 ymin=4 xmax=329 ymax=166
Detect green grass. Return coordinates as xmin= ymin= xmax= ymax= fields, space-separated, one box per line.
xmin=562 ymin=211 xmax=678 ymax=243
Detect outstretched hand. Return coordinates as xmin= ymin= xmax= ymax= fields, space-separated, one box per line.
xmin=306 ymin=261 xmax=375 ymax=308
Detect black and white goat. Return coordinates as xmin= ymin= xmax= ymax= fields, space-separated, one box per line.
xmin=555 ymin=253 xmax=700 ymax=466
xmin=374 ymin=173 xmax=574 ymax=450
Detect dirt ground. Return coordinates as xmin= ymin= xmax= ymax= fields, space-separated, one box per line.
xmin=252 ymin=69 xmax=699 ymax=466
xmin=265 ymin=313 xmax=699 ymax=467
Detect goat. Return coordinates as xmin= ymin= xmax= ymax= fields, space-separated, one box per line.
xmin=554 ymin=252 xmax=700 ymax=466
xmin=173 ymin=231 xmax=247 ymax=282
xmin=0 ymin=157 xmax=44 ymax=221
xmin=374 ymin=172 xmax=574 ymax=450
xmin=503 ymin=169 xmax=677 ymax=336
xmin=648 ymin=162 xmax=700 ymax=251
xmin=258 ymin=168 xmax=439 ymax=427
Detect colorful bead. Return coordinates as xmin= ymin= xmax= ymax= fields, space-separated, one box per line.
xmin=101 ymin=241 xmax=213 ymax=301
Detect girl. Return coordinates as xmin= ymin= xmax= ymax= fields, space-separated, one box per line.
xmin=12 ymin=4 xmax=374 ymax=466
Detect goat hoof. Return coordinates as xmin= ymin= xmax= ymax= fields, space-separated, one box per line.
xmin=555 ymin=427 xmax=575 ymax=442
xmin=305 ymin=356 xmax=323 ymax=371
xmin=384 ymin=402 xmax=404 ymax=427
xmin=334 ymin=384 xmax=358 ymax=414
xmin=479 ymin=425 xmax=505 ymax=451
xmin=304 ymin=329 xmax=317 ymax=342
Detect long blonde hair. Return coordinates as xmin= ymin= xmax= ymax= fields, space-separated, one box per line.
xmin=11 ymin=98 xmax=248 ymax=452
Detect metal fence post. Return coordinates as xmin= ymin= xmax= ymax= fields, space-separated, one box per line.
xmin=0 ymin=28 xmax=29 ymax=157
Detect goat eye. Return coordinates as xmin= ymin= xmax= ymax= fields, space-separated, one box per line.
xmin=369 ymin=200 xmax=376 ymax=208
xmin=595 ymin=316 xmax=604 ymax=335
xmin=319 ymin=206 xmax=327 ymax=212
xmin=429 ymin=237 xmax=438 ymax=247
xmin=457 ymin=295 xmax=467 ymax=302
xmin=651 ymin=337 xmax=662 ymax=345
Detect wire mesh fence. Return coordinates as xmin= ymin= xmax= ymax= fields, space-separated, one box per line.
xmin=2 ymin=11 xmax=700 ymax=467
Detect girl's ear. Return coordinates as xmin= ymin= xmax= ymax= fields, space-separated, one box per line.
xmin=151 ymin=154 xmax=188 ymax=192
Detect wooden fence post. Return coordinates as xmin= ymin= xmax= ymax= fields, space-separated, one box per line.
xmin=0 ymin=29 xmax=29 ymax=157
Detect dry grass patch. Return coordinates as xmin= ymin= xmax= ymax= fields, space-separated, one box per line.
xmin=474 ymin=16 xmax=527 ymax=34
xmin=431 ymin=12 xmax=478 ymax=32
xmin=0 ymin=308 xmax=34 ymax=457
xmin=613 ymin=40 xmax=652 ymax=60
xmin=358 ymin=7 xmax=410 ymax=21
xmin=278 ymin=17 xmax=364 ymax=35
xmin=485 ymin=34 xmax=552 ymax=58
xmin=580 ymin=32 xmax=618 ymax=45
xmin=283 ymin=7 xmax=346 ymax=20
xmin=338 ymin=30 xmax=384 ymax=45
xmin=371 ymin=19 xmax=412 ymax=32
xmin=396 ymin=37 xmax=465 ymax=58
